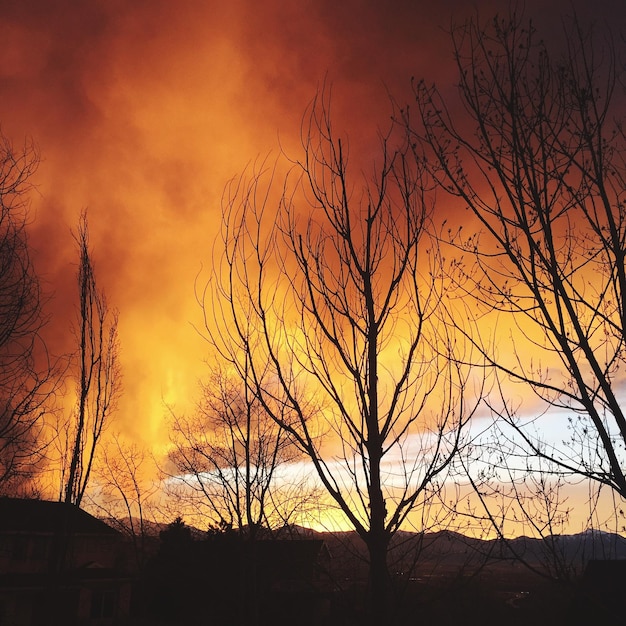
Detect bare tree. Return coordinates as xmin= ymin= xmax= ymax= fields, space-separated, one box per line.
xmin=204 ymin=93 xmax=478 ymax=622
xmin=63 ymin=211 xmax=121 ymax=506
xmin=0 ymin=131 xmax=55 ymax=494
xmin=88 ymin=433 xmax=158 ymax=570
xmin=412 ymin=10 xmax=626 ymax=537
xmin=164 ymin=364 xmax=315 ymax=539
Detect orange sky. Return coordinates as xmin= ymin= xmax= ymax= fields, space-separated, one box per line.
xmin=0 ymin=0 xmax=623 ymax=469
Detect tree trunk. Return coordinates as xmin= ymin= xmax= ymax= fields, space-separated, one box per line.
xmin=366 ymin=529 xmax=390 ymax=625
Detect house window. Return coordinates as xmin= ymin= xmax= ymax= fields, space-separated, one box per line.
xmin=31 ymin=536 xmax=48 ymax=560
xmin=0 ymin=536 xmax=11 ymax=558
xmin=90 ymin=589 xmax=116 ymax=619
xmin=11 ymin=536 xmax=27 ymax=560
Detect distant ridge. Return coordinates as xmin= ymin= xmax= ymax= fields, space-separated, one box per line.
xmin=98 ymin=514 xmax=626 ymax=577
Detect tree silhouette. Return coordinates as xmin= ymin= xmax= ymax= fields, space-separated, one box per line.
xmin=63 ymin=211 xmax=121 ymax=506
xmin=164 ymin=365 xmax=314 ymax=539
xmin=204 ymin=91 xmax=478 ymax=623
xmin=0 ymin=131 xmax=55 ymax=494
xmin=88 ymin=432 xmax=157 ymax=570
xmin=412 ymin=10 xmax=626 ymax=535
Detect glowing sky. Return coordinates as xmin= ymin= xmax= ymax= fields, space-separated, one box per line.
xmin=0 ymin=0 xmax=623 ymax=455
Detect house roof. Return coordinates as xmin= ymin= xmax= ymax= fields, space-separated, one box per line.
xmin=0 ymin=497 xmax=120 ymax=536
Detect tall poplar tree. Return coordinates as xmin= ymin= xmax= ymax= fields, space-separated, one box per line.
xmin=64 ymin=211 xmax=121 ymax=506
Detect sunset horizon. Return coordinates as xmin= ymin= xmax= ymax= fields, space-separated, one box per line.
xmin=1 ymin=2 xmax=626 ymax=623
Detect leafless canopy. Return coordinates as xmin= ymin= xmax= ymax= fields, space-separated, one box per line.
xmin=204 ymin=91 xmax=478 ymax=620
xmin=412 ymin=11 xmax=626 ymax=498
xmin=0 ymin=132 xmax=54 ymax=494
xmin=165 ymin=366 xmax=312 ymax=537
